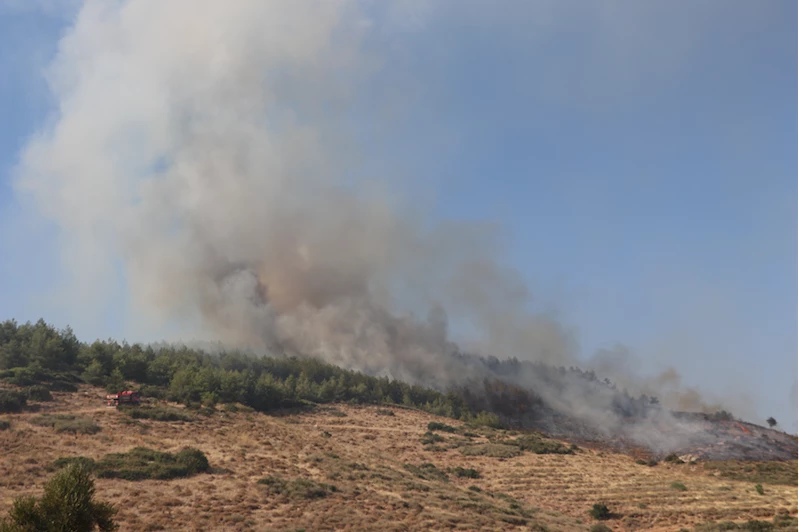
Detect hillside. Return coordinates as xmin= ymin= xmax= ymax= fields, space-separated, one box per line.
xmin=1 ymin=386 xmax=796 ymax=532
xmin=2 ymin=319 xmax=796 ymax=466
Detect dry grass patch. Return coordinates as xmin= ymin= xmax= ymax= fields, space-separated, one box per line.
xmin=29 ymin=414 xmax=100 ymax=434
xmin=458 ymin=443 xmax=521 ymax=458
xmin=0 ymin=389 xmax=795 ymax=532
xmin=257 ymin=475 xmax=338 ymax=500
xmin=704 ymin=460 xmax=798 ymax=486
xmin=403 ymin=462 xmax=450 ymax=482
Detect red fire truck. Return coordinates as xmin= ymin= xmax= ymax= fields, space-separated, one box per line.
xmin=106 ymin=390 xmax=141 ymax=407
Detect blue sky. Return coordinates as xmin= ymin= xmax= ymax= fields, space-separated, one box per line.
xmin=0 ymin=1 xmax=796 ymax=430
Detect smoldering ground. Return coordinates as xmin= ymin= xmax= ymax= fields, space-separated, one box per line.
xmin=10 ymin=1 xmax=774 ymax=452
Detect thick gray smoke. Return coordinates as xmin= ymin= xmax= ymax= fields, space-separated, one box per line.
xmin=15 ymin=0 xmax=734 ymax=445
xmin=16 ymin=0 xmax=574 ymax=379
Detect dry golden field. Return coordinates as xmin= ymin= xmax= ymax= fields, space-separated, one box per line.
xmin=0 ymin=386 xmax=796 ymax=531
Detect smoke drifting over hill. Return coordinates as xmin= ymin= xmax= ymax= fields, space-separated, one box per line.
xmin=13 ymin=1 xmax=753 ymax=449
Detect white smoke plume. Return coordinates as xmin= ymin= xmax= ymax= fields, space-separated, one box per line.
xmin=13 ymin=0 xmax=745 ymax=445
xmin=16 ymin=0 xmax=573 ymax=380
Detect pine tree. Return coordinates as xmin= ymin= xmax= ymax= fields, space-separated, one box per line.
xmin=0 ymin=463 xmax=118 ymax=531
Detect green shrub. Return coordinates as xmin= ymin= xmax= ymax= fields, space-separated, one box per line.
xmin=0 ymin=420 xmax=10 ymax=431
xmin=29 ymin=414 xmax=100 ymax=435
xmin=468 ymin=485 xmax=482 ymax=492
xmin=48 ymin=381 xmax=78 ymax=392
xmin=773 ymin=513 xmax=798 ymax=529
xmin=0 ymin=365 xmax=65 ymax=387
xmin=664 ymin=453 xmax=684 ymax=464
xmin=469 ymin=411 xmax=504 ymax=429
xmin=222 ymin=403 xmax=255 ymax=413
xmin=318 ymin=406 xmax=347 ymax=417
xmin=375 ymin=409 xmax=395 ymax=416
xmin=511 ymin=434 xmax=573 ymax=455
xmin=175 ymin=448 xmax=210 ymax=473
xmin=590 ymin=525 xmax=613 ymax=532
xmin=120 ymin=406 xmax=193 ymax=422
xmin=421 ymin=431 xmax=445 ymax=445
xmin=670 ymin=481 xmax=688 ymax=491
xmin=459 ymin=444 xmax=521 ymax=459
xmin=53 ymin=447 xmax=209 ymax=481
xmin=428 ymin=422 xmax=457 ymax=433
xmin=403 ymin=462 xmax=449 ymax=482
xmin=0 ymin=463 xmax=117 ymax=532
xmin=743 ymin=520 xmax=774 ymax=532
xmin=589 ymin=503 xmax=611 ymax=520
xmin=257 ymin=475 xmax=337 ymax=499
xmin=0 ymin=390 xmax=27 ymax=413
xmin=52 ymin=456 xmax=97 ymax=471
xmin=25 ymin=385 xmax=53 ymax=402
xmin=451 ymin=467 xmax=481 ymax=479
xmin=754 ymin=484 xmax=764 ymax=495
xmin=138 ymin=385 xmax=167 ymax=400
xmin=30 ymin=414 xmax=100 ymax=435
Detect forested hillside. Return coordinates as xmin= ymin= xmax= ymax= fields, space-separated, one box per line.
xmin=0 ymin=319 xmax=508 ymax=425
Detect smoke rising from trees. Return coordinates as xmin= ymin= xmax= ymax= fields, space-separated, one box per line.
xmin=12 ymin=0 xmax=741 ymax=442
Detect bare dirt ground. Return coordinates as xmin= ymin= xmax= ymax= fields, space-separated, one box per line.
xmin=0 ymin=386 xmax=796 ymax=531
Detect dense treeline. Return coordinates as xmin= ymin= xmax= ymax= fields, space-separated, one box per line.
xmin=0 ymin=319 xmax=484 ymax=420
xmin=0 ymin=318 xmax=673 ymax=425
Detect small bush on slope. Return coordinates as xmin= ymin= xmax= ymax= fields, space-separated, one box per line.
xmin=257 ymin=475 xmax=337 ymax=499
xmin=510 ymin=434 xmax=574 ymax=455
xmin=403 ymin=462 xmax=450 ymax=482
xmin=428 ymin=421 xmax=457 ymax=433
xmin=451 ymin=466 xmax=481 ymax=479
xmin=120 ymin=405 xmax=193 ymax=422
xmin=0 ymin=463 xmax=117 ymax=532
xmin=25 ymin=385 xmax=53 ymax=402
xmin=589 ymin=503 xmax=611 ymax=520
xmin=0 ymin=390 xmax=26 ymax=414
xmin=459 ymin=444 xmax=521 ymax=459
xmin=53 ymin=447 xmax=209 ymax=481
xmin=29 ymin=414 xmax=101 ymax=434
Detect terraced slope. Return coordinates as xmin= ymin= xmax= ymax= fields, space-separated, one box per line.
xmin=0 ymin=386 xmax=796 ymax=531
